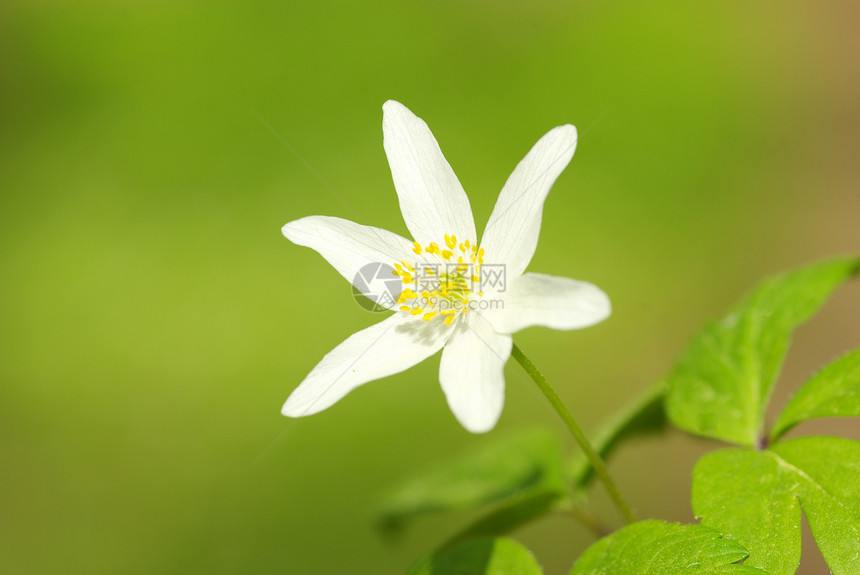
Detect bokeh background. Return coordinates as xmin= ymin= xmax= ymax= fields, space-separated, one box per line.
xmin=2 ymin=1 xmax=858 ymax=573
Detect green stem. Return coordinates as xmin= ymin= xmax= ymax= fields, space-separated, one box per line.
xmin=511 ymin=343 xmax=636 ymax=525
xmin=561 ymin=504 xmax=613 ymax=539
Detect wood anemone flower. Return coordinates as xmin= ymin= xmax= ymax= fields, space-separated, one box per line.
xmin=281 ymin=100 xmax=610 ymax=433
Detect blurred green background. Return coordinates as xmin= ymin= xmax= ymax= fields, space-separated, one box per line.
xmin=1 ymin=1 xmax=858 ymax=573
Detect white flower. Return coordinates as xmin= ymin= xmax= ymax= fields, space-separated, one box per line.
xmin=281 ymin=100 xmax=610 ymax=433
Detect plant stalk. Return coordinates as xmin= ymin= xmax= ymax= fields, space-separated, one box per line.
xmin=511 ymin=343 xmax=636 ymax=525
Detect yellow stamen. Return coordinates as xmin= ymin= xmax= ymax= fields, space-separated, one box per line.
xmin=397 ymin=288 xmax=418 ymax=303
xmin=389 ymin=235 xmax=488 ymax=325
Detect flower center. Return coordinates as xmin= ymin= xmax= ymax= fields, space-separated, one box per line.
xmin=392 ymin=233 xmax=485 ymax=325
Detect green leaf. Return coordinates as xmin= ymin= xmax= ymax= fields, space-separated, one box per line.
xmin=665 ymin=257 xmax=859 ymax=446
xmin=770 ymin=347 xmax=860 ymax=440
xmin=407 ymin=537 xmax=543 ymax=575
xmin=692 ymin=449 xmax=799 ymax=575
xmin=692 ymin=437 xmax=860 ymax=575
xmin=570 ymin=520 xmax=766 ymax=574
xmin=437 ymin=489 xmax=561 ymax=551
xmin=569 ymin=383 xmax=667 ymax=489
xmin=378 ymin=428 xmax=566 ymax=528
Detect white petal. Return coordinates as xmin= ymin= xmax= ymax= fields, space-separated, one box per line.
xmin=382 ymin=100 xmax=477 ymax=246
xmin=283 ymin=313 xmax=450 ymax=417
xmin=439 ymin=313 xmax=512 ymax=433
xmin=480 ymin=125 xmax=577 ymax=277
xmin=282 ymin=215 xmax=414 ymax=310
xmin=482 ymin=272 xmax=610 ymax=334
